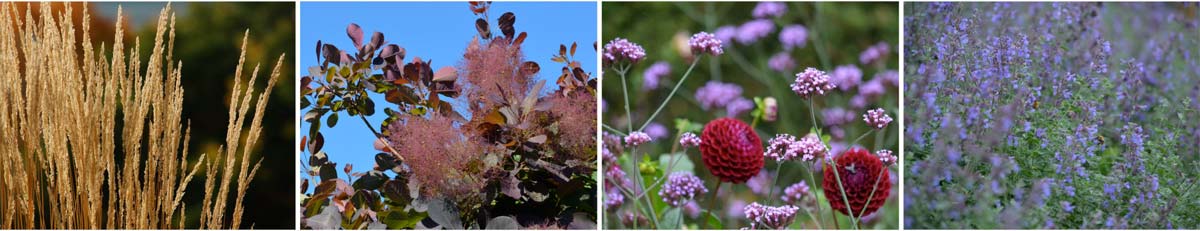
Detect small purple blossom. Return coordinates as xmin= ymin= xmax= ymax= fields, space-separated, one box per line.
xmin=603 ymin=38 xmax=646 ymax=65
xmin=859 ymin=42 xmax=891 ymax=64
xmin=659 ymin=172 xmax=708 ymax=207
xmin=752 ymin=2 xmax=787 ymax=19
xmin=797 ymin=134 xmax=827 ymax=162
xmin=735 ymin=19 xmax=775 ymax=45
xmin=765 ymin=134 xmax=800 ymax=161
xmin=877 ymin=149 xmax=896 ymax=166
xmin=830 ymin=65 xmax=863 ymax=91
xmin=714 ymin=26 xmax=737 ymax=45
xmin=624 ymin=131 xmax=652 ymax=146
xmin=679 ymin=132 xmax=702 ymax=148
xmin=768 ymin=52 xmax=795 ymax=72
xmin=642 ymin=61 xmax=670 ymax=90
xmin=644 ymin=123 xmax=669 ymax=140
xmin=727 ymin=97 xmax=754 ymax=117
xmin=859 ymin=78 xmax=887 ymax=98
xmin=780 ymin=181 xmax=811 ymax=205
xmin=790 ymin=67 xmax=835 ymax=98
xmin=695 ymin=81 xmax=744 ymax=110
xmin=689 ymin=32 xmax=724 ymax=56
xmin=822 ymin=107 xmax=858 ymax=127
xmin=605 ymin=188 xmax=624 ymax=210
xmin=743 ymin=202 xmax=800 ymax=229
xmin=779 ymin=25 xmax=808 ymax=50
xmin=863 ymin=108 xmax=893 ymax=129
xmin=681 ymin=131 xmax=700 ymax=147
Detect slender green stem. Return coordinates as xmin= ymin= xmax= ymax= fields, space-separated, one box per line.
xmin=629 ymin=146 xmax=660 ymax=228
xmin=639 ymin=58 xmax=701 ymax=131
xmin=617 ymin=64 xmax=633 ymax=133
xmin=805 ymin=167 xmax=825 ymax=229
xmin=602 ymin=124 xmax=627 ymax=136
xmin=855 ymin=167 xmax=889 ymax=225
xmin=828 ymin=159 xmax=860 ymax=229
xmin=766 ymin=162 xmax=783 ymax=204
xmin=808 ymin=99 xmax=822 ymax=137
xmin=810 ymin=4 xmax=831 ymax=70
xmin=704 ymin=181 xmax=723 ymax=229
xmin=851 ymin=130 xmax=875 ymax=147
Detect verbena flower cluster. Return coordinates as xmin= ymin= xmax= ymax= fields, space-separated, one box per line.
xmin=604 ymin=38 xmax=646 ymax=65
xmin=790 ymin=67 xmax=835 ymax=98
xmin=743 ymin=202 xmax=800 ymax=230
xmin=659 ymin=172 xmax=709 ymax=207
xmin=905 ymin=2 xmax=1200 ymax=229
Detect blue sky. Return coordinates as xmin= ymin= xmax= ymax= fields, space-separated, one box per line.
xmin=299 ymin=2 xmax=597 ymax=187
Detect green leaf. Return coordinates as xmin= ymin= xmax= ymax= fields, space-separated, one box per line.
xmin=658 ymin=152 xmax=694 ymax=174
xmin=352 ymin=170 xmax=387 ymax=190
xmin=381 ymin=208 xmax=426 ymax=229
xmin=305 ymin=205 xmax=342 ymax=229
xmin=327 ymin=113 xmax=339 ymax=127
xmin=660 ymin=208 xmax=681 ymax=229
xmin=485 ymin=216 xmax=519 ymax=229
xmin=704 ymin=211 xmax=723 ymax=229
xmin=427 ymin=199 xmax=463 ymax=229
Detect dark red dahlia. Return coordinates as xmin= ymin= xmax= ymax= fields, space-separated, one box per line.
xmin=822 ymin=147 xmax=891 ymax=218
xmin=699 ymin=118 xmax=763 ymax=184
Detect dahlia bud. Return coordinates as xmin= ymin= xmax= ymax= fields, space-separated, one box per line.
xmin=763 ymin=97 xmax=778 ymax=121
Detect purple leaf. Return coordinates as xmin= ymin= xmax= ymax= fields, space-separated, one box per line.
xmin=347 ymin=23 xmax=364 ymax=49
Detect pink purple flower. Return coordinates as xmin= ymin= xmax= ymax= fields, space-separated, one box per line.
xmin=696 ymin=81 xmax=744 ymax=110
xmin=727 ymin=97 xmax=754 ymax=117
xmin=822 ymin=107 xmax=858 ymax=127
xmin=765 ymin=134 xmax=800 ymax=161
xmin=645 ymin=123 xmax=669 ymax=140
xmin=642 ymin=61 xmax=671 ymax=90
xmin=752 ymin=2 xmax=787 ymax=18
xmin=714 ymin=26 xmax=737 ymax=44
xmin=877 ymin=149 xmax=896 ymax=166
xmin=875 ymin=70 xmax=899 ymax=86
xmin=736 ymin=19 xmax=775 ymax=45
xmin=790 ymin=67 xmax=835 ymax=98
xmin=859 ymin=42 xmax=891 ymax=64
xmin=743 ymin=202 xmax=800 ymax=229
xmin=624 ymin=131 xmax=652 ymax=146
xmin=605 ymin=187 xmax=624 ymax=210
xmin=603 ymin=38 xmax=646 ymax=65
xmin=863 ymin=108 xmax=893 ymax=129
xmin=689 ymin=32 xmax=724 ymax=56
xmin=659 ymin=172 xmax=709 ymax=207
xmin=679 ymin=132 xmax=702 ymax=148
xmin=779 ymin=25 xmax=808 ymax=51
xmin=859 ymin=78 xmax=886 ymax=98
xmin=830 ymin=65 xmax=863 ymax=91
xmin=781 ymin=181 xmax=811 ymax=205
xmin=768 ymin=52 xmax=795 ymax=72
xmin=797 ymin=134 xmax=827 ymax=162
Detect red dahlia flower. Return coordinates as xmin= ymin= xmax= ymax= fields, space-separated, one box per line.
xmin=822 ymin=147 xmax=890 ymax=218
xmin=699 ymin=118 xmax=763 ymax=184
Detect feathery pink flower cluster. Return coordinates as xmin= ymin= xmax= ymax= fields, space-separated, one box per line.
xmin=790 ymin=67 xmax=835 ymax=98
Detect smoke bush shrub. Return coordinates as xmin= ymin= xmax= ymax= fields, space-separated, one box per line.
xmin=299 ymin=2 xmax=597 ymax=229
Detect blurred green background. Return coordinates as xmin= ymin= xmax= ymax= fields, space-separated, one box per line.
xmin=95 ymin=2 xmax=295 ymax=229
xmin=602 ymin=2 xmax=899 ymax=229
